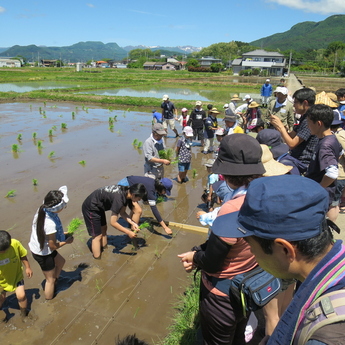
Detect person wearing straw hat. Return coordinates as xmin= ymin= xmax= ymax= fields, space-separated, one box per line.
xmin=229 ymin=94 xmax=241 ymax=113
xmin=203 ymin=108 xmax=220 ymax=154
xmin=245 ymin=101 xmax=262 ymax=131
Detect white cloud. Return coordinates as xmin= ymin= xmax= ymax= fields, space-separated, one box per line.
xmin=86 ymin=3 xmax=95 ymax=8
xmin=267 ymin=0 xmax=345 ymax=14
xmin=129 ymin=9 xmax=167 ymax=17
xmin=0 ymin=6 xmax=6 ymax=13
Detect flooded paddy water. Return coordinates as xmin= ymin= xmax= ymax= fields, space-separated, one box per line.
xmin=0 ymin=101 xmax=211 ymax=344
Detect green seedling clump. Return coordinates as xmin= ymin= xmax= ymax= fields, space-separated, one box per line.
xmin=48 ymin=129 xmax=53 ymax=136
xmin=108 ymin=117 xmax=114 ymax=124
xmin=159 ymin=148 xmax=174 ymax=160
xmin=137 ymin=141 xmax=143 ymax=148
xmin=61 ymin=123 xmax=67 ymax=129
xmin=48 ymin=151 xmax=55 ymax=158
xmin=17 ymin=134 xmax=22 ymax=141
xmin=12 ymin=144 xmax=19 ymax=152
xmin=156 ymin=196 xmax=165 ymax=204
xmin=32 ymin=179 xmax=38 ymax=186
xmin=132 ymin=139 xmax=138 ymax=146
xmin=67 ymin=217 xmax=84 ymax=235
xmin=139 ymin=221 xmax=150 ymax=230
xmin=79 ymin=160 xmax=86 ymax=166
xmin=32 ymin=132 xmax=37 ymax=139
xmin=37 ymin=140 xmax=43 ymax=148
xmin=5 ymin=190 xmax=16 ymax=198
xmin=192 ymin=169 xmax=198 ymax=179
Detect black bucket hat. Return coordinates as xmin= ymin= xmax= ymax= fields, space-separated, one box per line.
xmin=212 ymin=134 xmax=265 ymax=176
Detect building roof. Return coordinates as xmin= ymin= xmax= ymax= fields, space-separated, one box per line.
xmin=231 ymin=58 xmax=242 ymax=66
xmin=242 ymin=49 xmax=284 ymax=57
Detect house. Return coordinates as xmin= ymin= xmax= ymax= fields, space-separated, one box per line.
xmin=198 ymin=56 xmax=222 ymax=67
xmin=41 ymin=59 xmax=58 ymax=67
xmin=143 ymin=61 xmax=182 ymax=70
xmin=96 ymin=61 xmax=109 ymax=68
xmin=232 ymin=49 xmax=286 ymax=76
xmin=0 ymin=58 xmax=21 ymax=68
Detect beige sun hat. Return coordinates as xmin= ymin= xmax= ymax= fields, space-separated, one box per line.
xmin=210 ymin=108 xmax=220 ymax=114
xmin=260 ymin=144 xmax=293 ymax=176
xmin=248 ymin=101 xmax=260 ymax=108
xmin=230 ymin=94 xmax=241 ymax=101
xmin=327 ymin=92 xmax=338 ymax=103
xmin=315 ymin=91 xmax=338 ymax=108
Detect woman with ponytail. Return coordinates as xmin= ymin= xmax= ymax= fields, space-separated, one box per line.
xmin=82 ymin=183 xmax=147 ymax=259
xmin=28 ymin=186 xmax=73 ymax=300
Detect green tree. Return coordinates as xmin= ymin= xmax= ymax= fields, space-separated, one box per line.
xmin=186 ymin=58 xmax=200 ymax=68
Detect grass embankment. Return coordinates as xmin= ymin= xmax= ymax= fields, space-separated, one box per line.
xmin=160 ymin=273 xmax=201 ymax=345
xmin=0 ymin=68 xmax=260 ymax=111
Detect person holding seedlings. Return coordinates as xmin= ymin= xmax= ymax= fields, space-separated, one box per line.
xmin=28 ymin=186 xmax=73 ymax=300
xmin=143 ymin=123 xmax=170 ymax=179
xmin=0 ymin=230 xmax=33 ymax=322
xmin=82 ymin=183 xmax=147 ymax=259
xmin=176 ymin=126 xmax=193 ymax=183
xmin=117 ymin=176 xmax=173 ymax=235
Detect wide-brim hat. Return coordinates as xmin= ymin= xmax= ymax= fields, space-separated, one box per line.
xmin=210 ymin=108 xmax=220 ymax=114
xmin=223 ymin=115 xmax=237 ymax=122
xmin=248 ymin=101 xmax=260 ymax=108
xmin=315 ymin=91 xmax=338 ymax=108
xmin=231 ymin=94 xmax=241 ymax=101
xmin=260 ymin=145 xmax=292 ymax=176
xmin=212 ymin=134 xmax=266 ymax=176
xmin=256 ymin=129 xmax=289 ymax=159
xmin=211 ymin=175 xmax=329 ymax=241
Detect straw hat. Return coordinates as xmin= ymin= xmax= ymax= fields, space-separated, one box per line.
xmin=230 ymin=94 xmax=241 ymax=101
xmin=260 ymin=145 xmax=292 ymax=176
xmin=210 ymin=108 xmax=220 ymax=114
xmin=327 ymin=92 xmax=338 ymax=103
xmin=248 ymin=101 xmax=260 ymax=108
xmin=315 ymin=91 xmax=338 ymax=108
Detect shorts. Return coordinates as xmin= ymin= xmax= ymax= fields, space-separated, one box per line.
xmin=333 ymin=179 xmax=345 ymax=206
xmin=178 ymin=162 xmax=191 ymax=172
xmin=163 ymin=119 xmax=175 ymax=130
xmin=82 ymin=203 xmax=107 ymax=237
xmin=32 ymin=250 xmax=58 ymax=272
xmin=193 ymin=127 xmax=204 ymax=140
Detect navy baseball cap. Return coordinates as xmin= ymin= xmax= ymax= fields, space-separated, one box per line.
xmin=212 ymin=175 xmax=329 ymax=241
xmin=161 ymin=178 xmax=173 ymax=196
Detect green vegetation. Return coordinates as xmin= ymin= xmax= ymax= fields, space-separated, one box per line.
xmin=17 ymin=133 xmax=22 ymax=141
xmin=132 ymin=138 xmax=138 ymax=146
xmin=11 ymin=144 xmax=19 ymax=152
xmin=48 ymin=151 xmax=55 ymax=158
xmin=159 ymin=149 xmax=174 ymax=160
xmin=79 ymin=160 xmax=86 ymax=166
xmin=61 ymin=123 xmax=67 ymax=129
xmin=139 ymin=221 xmax=150 ymax=230
xmin=32 ymin=179 xmax=38 ymax=186
xmin=161 ymin=274 xmax=200 ymax=345
xmin=37 ymin=140 xmax=43 ymax=148
xmin=5 ymin=190 xmax=16 ymax=198
xmin=48 ymin=129 xmax=53 ymax=136
xmin=32 ymin=132 xmax=37 ymax=139
xmin=67 ymin=217 xmax=84 ymax=235
xmin=192 ymin=169 xmax=198 ymax=179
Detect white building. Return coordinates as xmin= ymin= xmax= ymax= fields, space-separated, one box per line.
xmin=0 ymin=58 xmax=22 ymax=68
xmin=232 ymin=50 xmax=286 ymax=76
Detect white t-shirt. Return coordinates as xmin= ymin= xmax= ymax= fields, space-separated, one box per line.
xmin=28 ymin=210 xmax=57 ymax=255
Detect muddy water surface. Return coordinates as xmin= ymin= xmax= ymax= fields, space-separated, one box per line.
xmin=0 ymin=102 xmax=211 ymax=344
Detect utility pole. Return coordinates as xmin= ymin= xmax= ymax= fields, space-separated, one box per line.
xmin=287 ymin=50 xmax=292 ymax=77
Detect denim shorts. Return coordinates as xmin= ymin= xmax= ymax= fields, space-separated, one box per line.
xmin=178 ymin=162 xmax=191 ymax=172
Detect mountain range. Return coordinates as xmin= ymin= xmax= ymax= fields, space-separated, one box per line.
xmin=0 ymin=14 xmax=344 ymax=62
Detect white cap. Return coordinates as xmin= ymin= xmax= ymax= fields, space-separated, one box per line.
xmin=266 ymin=79 xmax=270 ymax=82
xmin=183 ymin=126 xmax=193 ymax=137
xmin=162 ymin=94 xmax=169 ymax=101
xmin=274 ymin=86 xmax=288 ymax=95
xmin=223 ymin=103 xmax=229 ymax=109
xmin=243 ymin=94 xmax=251 ymax=101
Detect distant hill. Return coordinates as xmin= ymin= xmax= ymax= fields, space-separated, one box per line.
xmin=122 ymin=45 xmax=202 ymax=54
xmin=250 ymin=14 xmax=345 ymax=51
xmin=1 ymin=41 xmax=127 ymax=62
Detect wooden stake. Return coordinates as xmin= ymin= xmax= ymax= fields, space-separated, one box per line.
xmin=167 ymin=221 xmax=208 ymax=234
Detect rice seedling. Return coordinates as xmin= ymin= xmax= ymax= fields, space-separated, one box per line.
xmin=48 ymin=129 xmax=53 ymax=136
xmin=132 ymin=139 xmax=138 ymax=147
xmin=5 ymin=190 xmax=16 ymax=198
xmin=29 ymin=104 xmax=32 ymax=110
xmin=67 ymin=217 xmax=84 ymax=236
xmin=108 ymin=117 xmax=114 ymax=124
xmin=79 ymin=160 xmax=86 ymax=166
xmin=58 ymin=114 xmax=63 ymax=117
xmin=51 ymin=125 xmax=57 ymax=131
xmin=133 ymin=307 xmax=140 ymax=319
xmin=159 ymin=148 xmax=174 ymax=160
xmin=32 ymin=132 xmax=37 ymax=139
xmin=139 ymin=221 xmax=150 ymax=230
xmin=61 ymin=123 xmax=67 ymax=129
xmin=75 ymin=106 xmax=79 ymax=111
xmin=17 ymin=133 xmax=22 ymax=141
xmin=39 ymin=107 xmax=42 ymax=114
xmin=154 ymin=246 xmax=161 ymax=259
xmin=42 ymin=111 xmax=46 ymax=118
xmin=95 ymin=279 xmax=102 ymax=293
xmin=32 ymin=179 xmax=38 ymax=186
xmin=11 ymin=144 xmax=19 ymax=152
xmin=37 ymin=140 xmax=43 ymax=148
xmin=43 ymin=101 xmax=46 ymax=107
xmin=116 ymin=130 xmax=121 ymax=134
xmin=108 ymin=106 xmax=113 ymax=112
xmin=192 ymin=169 xmax=198 ymax=179
xmin=72 ymin=111 xmax=75 ymax=119
xmin=156 ymin=196 xmax=165 ymax=204
xmin=48 ymin=151 xmax=55 ymax=158
xmin=137 ymin=141 xmax=143 ymax=148
xmin=114 ymin=115 xmax=118 ymax=121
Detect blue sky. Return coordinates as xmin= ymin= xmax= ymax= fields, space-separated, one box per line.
xmin=0 ymin=0 xmax=344 ymax=48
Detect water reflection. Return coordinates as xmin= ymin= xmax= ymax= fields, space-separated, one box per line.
xmin=0 ymin=82 xmax=77 ymax=93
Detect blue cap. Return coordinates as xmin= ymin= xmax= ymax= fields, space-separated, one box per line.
xmin=161 ymin=178 xmax=173 ymax=196
xmin=212 ymin=175 xmax=329 ymax=241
